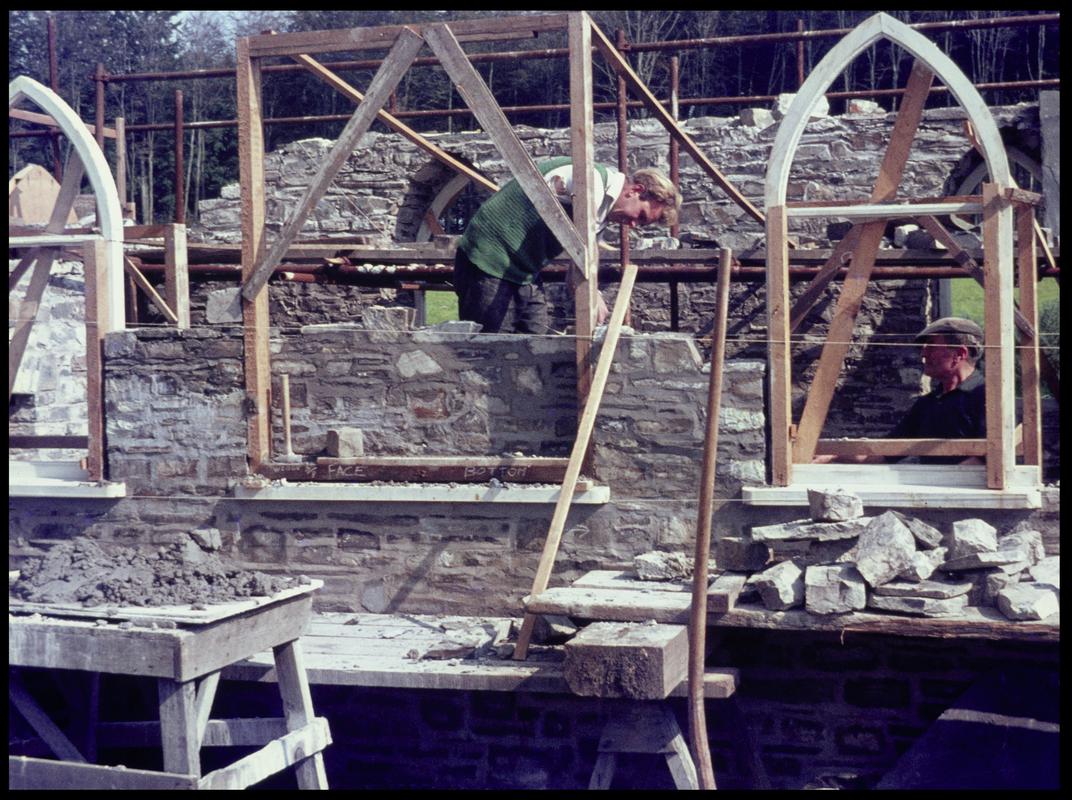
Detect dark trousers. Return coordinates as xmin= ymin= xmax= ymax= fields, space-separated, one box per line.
xmin=453 ymin=250 xmax=551 ymax=334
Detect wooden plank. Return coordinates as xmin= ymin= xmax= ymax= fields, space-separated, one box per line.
xmin=82 ymin=239 xmax=108 ymax=481
xmin=589 ymin=20 xmax=764 ymax=226
xmin=271 ymin=456 xmax=569 ymax=483
xmin=246 ymin=14 xmax=568 ymax=57
xmin=8 ymin=618 xmax=186 ymax=678
xmin=123 ymin=256 xmax=178 ymax=323
xmin=196 ymin=719 xmax=331 ymax=790
xmin=237 ymin=36 xmax=271 ymax=471
xmin=8 ymin=253 xmax=38 ymax=292
xmin=272 ymin=640 xmax=329 ymax=788
xmin=569 ymin=11 xmax=599 ymax=412
xmin=572 ymin=570 xmax=691 ymax=593
xmin=9 ymin=757 xmax=199 ymax=790
xmin=293 ymin=53 xmax=497 ymax=194
xmin=513 ymin=260 xmax=641 ymax=660
xmin=123 ymin=224 xmax=172 ymax=239
xmin=766 ymin=205 xmax=793 ymax=485
xmin=164 ymin=223 xmax=190 ymax=328
xmin=424 ymin=23 xmax=586 ymax=270
xmin=157 ymin=678 xmax=200 ymax=777
xmin=1016 ymin=203 xmax=1043 ymax=472
xmin=982 ymin=182 xmax=1016 ymax=489
xmin=174 ymin=593 xmax=313 ymax=682
xmin=527 ymin=586 xmax=692 ymax=623
xmin=242 ymin=28 xmax=424 ymax=301
xmin=9 ymin=670 xmax=86 ymax=762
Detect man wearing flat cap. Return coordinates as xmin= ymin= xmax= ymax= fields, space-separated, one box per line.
xmin=815 ymin=316 xmax=986 ymax=464
xmin=888 ymin=317 xmax=986 ymax=459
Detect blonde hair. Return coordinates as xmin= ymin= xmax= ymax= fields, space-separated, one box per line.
xmin=632 ymin=167 xmax=682 ymax=227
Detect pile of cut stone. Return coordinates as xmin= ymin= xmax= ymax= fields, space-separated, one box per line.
xmin=717 ymin=489 xmax=1059 ymax=621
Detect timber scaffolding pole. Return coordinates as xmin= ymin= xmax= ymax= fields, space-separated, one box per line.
xmin=12 ymin=13 xmax=1059 ymax=226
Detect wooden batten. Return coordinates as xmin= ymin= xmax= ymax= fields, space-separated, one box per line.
xmin=123 ymin=256 xmax=178 ymax=323
xmin=788 ymin=227 xmax=861 ymax=332
xmin=266 ymin=456 xmax=571 ymax=484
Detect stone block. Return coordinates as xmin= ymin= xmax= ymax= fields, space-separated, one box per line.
xmin=739 ymin=107 xmax=775 ymax=128
xmin=751 ymin=517 xmax=873 ymax=543
xmin=327 ymin=428 xmax=365 ymax=458
xmin=949 ymin=518 xmax=998 ymax=559
xmin=634 ymin=550 xmax=690 ymax=581
xmin=714 ymin=536 xmax=771 ymax=571
xmin=996 ymin=583 xmax=1059 ymax=621
xmin=897 ymin=547 xmax=947 ymax=582
xmin=893 ymin=224 xmax=919 ymax=248
xmin=983 ymin=570 xmax=1020 ymax=606
xmin=773 ymin=92 xmax=829 ymax=119
xmin=189 ymin=527 xmax=222 ymax=551
xmin=871 ymin=576 xmax=972 ymax=599
xmin=997 ymin=530 xmax=1045 ymax=566
xmin=805 ymin=564 xmax=867 ymax=616
xmin=751 ymin=560 xmax=805 ymax=611
xmin=846 ymin=98 xmax=883 ymax=115
xmin=564 ymin=622 xmax=687 ymax=700
xmin=854 ymin=511 xmax=917 ymax=587
xmin=891 ymin=512 xmax=943 ymax=549
xmin=939 ymin=551 xmax=1028 ymax=571
xmin=205 ymin=287 xmax=242 ymax=324
xmin=807 ymin=488 xmax=864 ymax=522
xmin=1029 ymin=556 xmax=1059 ymax=589
xmin=867 ymin=593 xmax=969 ymax=617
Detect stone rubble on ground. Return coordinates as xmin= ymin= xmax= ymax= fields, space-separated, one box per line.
xmin=696 ymin=489 xmax=1058 ymax=623
xmin=633 ymin=551 xmax=692 ymax=581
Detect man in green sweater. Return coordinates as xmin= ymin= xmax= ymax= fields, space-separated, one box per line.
xmin=453 ymin=157 xmax=681 ymax=333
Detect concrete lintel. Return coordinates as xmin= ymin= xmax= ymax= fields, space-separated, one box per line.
xmin=743 ymin=484 xmax=1041 ymax=510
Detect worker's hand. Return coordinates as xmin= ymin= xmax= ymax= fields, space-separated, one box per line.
xmin=596 ymin=291 xmax=610 ymax=326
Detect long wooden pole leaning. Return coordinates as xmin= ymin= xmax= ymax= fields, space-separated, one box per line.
xmin=513 ymin=258 xmax=640 ymax=661
xmin=687 ymin=248 xmax=733 ymax=790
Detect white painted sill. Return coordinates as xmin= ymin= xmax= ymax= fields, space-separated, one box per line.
xmin=8 ymin=461 xmax=127 ymax=499
xmin=743 ymin=463 xmax=1042 ymax=510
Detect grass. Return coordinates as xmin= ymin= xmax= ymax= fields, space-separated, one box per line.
xmin=425 ymin=290 xmax=459 ymax=326
xmin=949 ymin=276 xmax=1060 ymax=396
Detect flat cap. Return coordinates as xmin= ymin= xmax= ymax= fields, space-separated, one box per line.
xmin=915 ymin=316 xmax=983 ymax=342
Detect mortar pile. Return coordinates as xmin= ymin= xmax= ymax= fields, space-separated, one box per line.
xmin=11 ymin=536 xmax=300 ymax=608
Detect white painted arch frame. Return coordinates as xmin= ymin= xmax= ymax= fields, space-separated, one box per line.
xmin=763 ymin=13 xmax=1017 ymax=490
xmin=9 ymin=76 xmax=126 ymax=331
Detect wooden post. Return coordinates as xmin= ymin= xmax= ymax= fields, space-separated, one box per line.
xmin=272 ymin=641 xmax=329 ymax=788
xmin=688 ymin=248 xmax=732 ymax=790
xmin=571 ymin=11 xmax=599 ymax=407
xmin=1015 ymin=202 xmax=1042 ymax=474
xmin=115 ymin=117 xmax=127 ymax=211
xmin=616 ymin=28 xmax=633 ymax=330
xmin=766 ymin=205 xmax=792 ymax=485
xmin=83 ymin=238 xmax=109 ymax=481
xmin=237 ymin=36 xmax=272 ymax=471
xmin=94 ymin=63 xmax=106 ymax=152
xmin=164 ymin=223 xmax=190 ymax=328
xmin=982 ymin=182 xmax=1016 ymax=489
